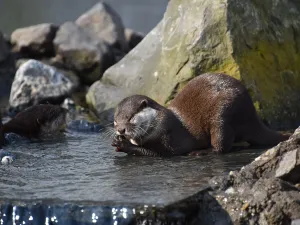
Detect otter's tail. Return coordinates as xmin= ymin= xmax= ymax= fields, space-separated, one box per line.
xmin=247 ymin=122 xmax=290 ymax=147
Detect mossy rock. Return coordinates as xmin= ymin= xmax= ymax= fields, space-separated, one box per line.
xmin=87 ymin=0 xmax=300 ymax=129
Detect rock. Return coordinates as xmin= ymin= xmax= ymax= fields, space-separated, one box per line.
xmin=54 ymin=22 xmax=114 ymax=85
xmin=87 ymin=0 xmax=300 ymax=129
xmin=86 ymin=22 xmax=162 ymax=119
xmin=211 ymin=128 xmax=300 ymax=224
xmin=125 ymin=28 xmax=144 ymax=50
xmin=0 ymin=150 xmax=16 ymax=164
xmin=61 ymin=98 xmax=75 ymax=111
xmin=0 ymin=34 xmax=15 ymax=99
xmin=86 ymin=79 xmax=130 ymax=121
xmin=76 ymin=2 xmax=128 ymax=52
xmin=11 ymin=23 xmax=58 ymax=57
xmin=0 ymin=32 xmax=10 ymax=63
xmin=9 ymin=59 xmax=79 ymax=112
xmin=1 ymin=156 xmax=14 ymax=165
xmin=276 ymin=149 xmax=300 ymax=183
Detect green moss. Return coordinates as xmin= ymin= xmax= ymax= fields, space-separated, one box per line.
xmin=235 ymin=40 xmax=300 ymax=127
xmin=208 ymin=58 xmax=241 ymax=80
xmin=85 ymin=85 xmax=96 ymax=109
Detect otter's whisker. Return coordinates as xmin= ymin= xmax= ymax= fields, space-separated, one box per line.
xmin=100 ymin=128 xmax=115 ymax=140
xmin=134 ymin=125 xmax=149 ymax=136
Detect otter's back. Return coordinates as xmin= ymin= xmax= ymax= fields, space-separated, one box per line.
xmin=168 ymin=73 xmax=254 ymax=138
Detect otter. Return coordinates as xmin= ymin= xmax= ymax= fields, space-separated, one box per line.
xmin=112 ymin=73 xmax=289 ymax=156
xmin=0 ymin=104 xmax=67 ymax=144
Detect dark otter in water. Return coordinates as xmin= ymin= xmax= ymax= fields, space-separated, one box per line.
xmin=0 ymin=104 xmax=67 ymax=144
xmin=112 ymin=73 xmax=289 ymax=156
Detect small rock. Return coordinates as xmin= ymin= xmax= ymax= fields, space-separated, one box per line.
xmin=275 ymin=149 xmax=300 ymax=183
xmin=0 ymin=32 xmax=10 ymax=62
xmin=54 ymin=22 xmax=114 ymax=84
xmin=0 ymin=150 xmax=16 ymax=164
xmin=11 ymin=23 xmax=58 ymax=57
xmin=76 ymin=2 xmax=128 ymax=52
xmin=61 ymin=98 xmax=75 ymax=111
xmin=1 ymin=156 xmax=14 ymax=165
xmin=225 ymin=187 xmax=236 ymax=195
xmin=208 ymin=175 xmax=231 ymax=191
xmin=9 ymin=59 xmax=79 ymax=112
xmin=125 ymin=28 xmax=144 ymax=50
xmin=294 ymin=127 xmax=300 ymax=135
xmin=241 ymin=202 xmax=249 ymax=211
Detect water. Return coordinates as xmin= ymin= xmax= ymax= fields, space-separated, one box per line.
xmin=0 ymin=0 xmax=168 ymax=35
xmin=0 ymin=126 xmax=264 ymax=206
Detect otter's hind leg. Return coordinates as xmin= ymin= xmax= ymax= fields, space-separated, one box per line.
xmin=210 ymin=123 xmax=235 ymax=153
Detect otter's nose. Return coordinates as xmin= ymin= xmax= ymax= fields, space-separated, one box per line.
xmin=117 ymin=128 xmax=125 ymax=135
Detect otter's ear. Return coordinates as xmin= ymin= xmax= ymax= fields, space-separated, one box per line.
xmin=140 ymin=99 xmax=148 ymax=109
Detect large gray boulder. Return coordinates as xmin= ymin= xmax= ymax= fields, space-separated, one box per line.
xmin=76 ymin=2 xmax=128 ymax=52
xmin=11 ymin=23 xmax=58 ymax=57
xmin=9 ymin=59 xmax=79 ymax=112
xmin=54 ymin=22 xmax=114 ymax=85
xmin=86 ymin=0 xmax=300 ymax=129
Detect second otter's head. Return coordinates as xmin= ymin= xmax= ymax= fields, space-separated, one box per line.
xmin=28 ymin=104 xmax=68 ymax=136
xmin=43 ymin=105 xmax=68 ymax=133
xmin=114 ymin=95 xmax=160 ymax=146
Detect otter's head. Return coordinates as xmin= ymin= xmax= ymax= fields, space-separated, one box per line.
xmin=53 ymin=106 xmax=68 ymax=129
xmin=49 ymin=106 xmax=68 ymax=132
xmin=39 ymin=105 xmax=68 ymax=134
xmin=114 ymin=95 xmax=159 ymax=146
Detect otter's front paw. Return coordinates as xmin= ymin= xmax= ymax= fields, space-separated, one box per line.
xmin=112 ymin=135 xmax=131 ymax=152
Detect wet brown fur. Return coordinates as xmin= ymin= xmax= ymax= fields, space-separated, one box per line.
xmin=1 ymin=104 xmax=67 ymax=141
xmin=168 ymin=73 xmax=289 ymax=152
xmin=113 ymin=73 xmax=289 ymax=156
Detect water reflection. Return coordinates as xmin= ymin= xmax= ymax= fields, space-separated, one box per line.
xmin=1 ymin=204 xmax=147 ymax=225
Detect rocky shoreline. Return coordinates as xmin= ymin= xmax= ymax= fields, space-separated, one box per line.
xmin=209 ymin=128 xmax=300 ymax=224
xmin=0 ymin=1 xmax=144 ymax=115
xmin=0 ymin=0 xmax=300 ymax=224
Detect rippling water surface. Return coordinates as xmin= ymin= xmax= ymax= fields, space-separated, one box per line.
xmin=0 ymin=127 xmax=265 ymax=206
